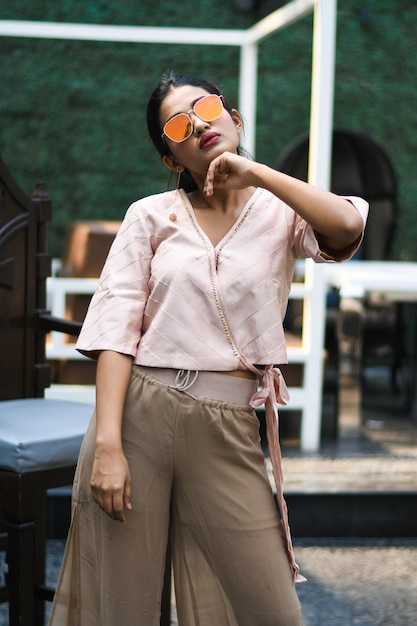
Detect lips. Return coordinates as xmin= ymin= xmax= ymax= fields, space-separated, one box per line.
xmin=200 ymin=132 xmax=220 ymax=149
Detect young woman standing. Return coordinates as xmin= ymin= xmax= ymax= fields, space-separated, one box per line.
xmin=48 ymin=71 xmax=367 ymax=626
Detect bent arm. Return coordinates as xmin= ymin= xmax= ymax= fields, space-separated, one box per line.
xmin=204 ymin=153 xmax=365 ymax=254
xmin=252 ymin=163 xmax=364 ymax=253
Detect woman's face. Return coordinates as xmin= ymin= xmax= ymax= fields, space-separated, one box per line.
xmin=159 ymin=85 xmax=242 ymax=182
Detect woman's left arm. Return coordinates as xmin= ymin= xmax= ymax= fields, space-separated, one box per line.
xmin=205 ymin=153 xmax=364 ymax=253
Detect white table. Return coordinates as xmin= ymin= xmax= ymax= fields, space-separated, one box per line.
xmin=324 ymin=260 xmax=417 ymax=420
xmin=324 ymin=260 xmax=417 ymax=302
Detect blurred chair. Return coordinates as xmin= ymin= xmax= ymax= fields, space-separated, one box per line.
xmin=0 ymin=156 xmax=93 ymax=625
xmin=277 ymin=127 xmax=397 ymax=259
xmin=277 ymin=128 xmax=402 ymax=424
xmin=0 ymin=158 xmax=171 ymax=626
xmin=59 ymin=220 xmax=121 ymax=280
xmin=50 ymin=220 xmax=121 ymax=385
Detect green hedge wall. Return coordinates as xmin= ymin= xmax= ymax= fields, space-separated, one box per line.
xmin=1 ymin=1 xmax=416 ymax=259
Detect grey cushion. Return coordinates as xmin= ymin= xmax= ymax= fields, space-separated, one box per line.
xmin=0 ymin=398 xmax=93 ymax=473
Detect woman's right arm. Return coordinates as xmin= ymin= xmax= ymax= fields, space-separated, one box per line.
xmin=90 ymin=350 xmax=134 ymax=522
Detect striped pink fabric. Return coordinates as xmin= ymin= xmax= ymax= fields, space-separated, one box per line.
xmin=77 ymin=187 xmax=368 ymax=368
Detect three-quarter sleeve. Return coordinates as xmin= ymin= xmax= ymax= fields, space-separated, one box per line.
xmin=290 ymin=195 xmax=369 ymax=262
xmin=76 ymin=202 xmax=153 ymax=360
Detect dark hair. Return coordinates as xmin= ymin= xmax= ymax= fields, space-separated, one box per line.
xmin=146 ymin=70 xmax=240 ymax=192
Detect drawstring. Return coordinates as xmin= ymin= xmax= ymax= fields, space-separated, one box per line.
xmin=173 ymin=369 xmax=199 ymax=391
xmin=168 ymin=369 xmax=200 ymax=398
xmin=241 ymin=357 xmax=306 ymax=584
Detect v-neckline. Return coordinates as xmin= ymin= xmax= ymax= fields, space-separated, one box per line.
xmin=179 ymin=188 xmax=260 ymax=250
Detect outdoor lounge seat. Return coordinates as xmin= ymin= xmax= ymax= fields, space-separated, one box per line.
xmin=0 ymin=156 xmax=171 ymax=626
xmin=0 ymin=400 xmax=92 ymax=625
xmin=0 ymin=399 xmax=92 ymax=475
xmin=0 ymin=155 xmax=94 ymax=625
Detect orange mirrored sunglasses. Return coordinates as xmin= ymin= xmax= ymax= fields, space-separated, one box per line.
xmin=162 ymin=94 xmax=224 ymax=143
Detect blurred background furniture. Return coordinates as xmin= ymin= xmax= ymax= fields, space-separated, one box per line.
xmin=277 ymin=128 xmax=408 ymax=431
xmin=278 ymin=127 xmax=397 ymax=259
xmin=324 ymin=261 xmax=417 ymax=419
xmin=50 ymin=220 xmax=121 ymax=386
xmin=0 ymin=157 xmax=171 ymax=626
xmin=59 ymin=220 xmax=121 ymax=280
xmin=0 ymin=156 xmax=93 ymax=625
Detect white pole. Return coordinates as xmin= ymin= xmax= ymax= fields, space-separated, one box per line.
xmin=301 ymin=0 xmax=337 ymax=451
xmin=308 ymin=0 xmax=337 ymax=189
xmin=246 ymin=0 xmax=314 ymax=44
xmin=239 ymin=42 xmax=258 ymax=157
xmin=239 ymin=0 xmax=314 ymax=157
xmin=0 ymin=21 xmax=245 ymax=46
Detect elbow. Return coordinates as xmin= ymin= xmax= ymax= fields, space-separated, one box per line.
xmin=317 ymin=201 xmax=365 ymax=257
xmin=331 ymin=198 xmax=364 ymax=247
xmin=342 ymin=215 xmax=363 ymax=246
xmin=341 ymin=202 xmax=365 ymax=245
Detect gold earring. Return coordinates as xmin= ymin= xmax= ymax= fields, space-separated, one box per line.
xmin=169 ymin=168 xmax=181 ymax=222
xmin=175 ymin=168 xmax=181 ymax=190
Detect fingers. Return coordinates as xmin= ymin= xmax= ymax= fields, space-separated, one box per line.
xmin=203 ymin=163 xmax=217 ymax=197
xmin=204 ymin=151 xmax=247 ymax=196
xmin=92 ymin=486 xmax=130 ymax=522
xmin=204 ymin=157 xmax=229 ymax=196
xmin=94 ymin=490 xmax=123 ymax=522
xmin=111 ymin=492 xmax=127 ymax=523
xmin=123 ymin=482 xmax=132 ymax=512
xmin=91 ymin=468 xmax=132 ymax=522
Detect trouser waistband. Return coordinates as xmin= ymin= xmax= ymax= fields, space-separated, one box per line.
xmin=136 ymin=366 xmax=258 ymax=405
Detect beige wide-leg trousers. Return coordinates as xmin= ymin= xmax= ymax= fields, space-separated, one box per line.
xmin=48 ymin=366 xmax=303 ymax=626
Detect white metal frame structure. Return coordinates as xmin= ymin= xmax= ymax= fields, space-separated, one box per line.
xmin=0 ymin=0 xmax=337 ymax=450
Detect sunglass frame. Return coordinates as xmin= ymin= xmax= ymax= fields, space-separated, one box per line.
xmin=161 ymin=94 xmax=224 ymax=143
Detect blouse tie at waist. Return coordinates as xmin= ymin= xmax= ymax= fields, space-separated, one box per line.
xmin=245 ymin=361 xmax=306 ymax=584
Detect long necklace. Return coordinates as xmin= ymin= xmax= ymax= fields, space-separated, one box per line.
xmin=178 ymin=188 xmax=262 ymax=362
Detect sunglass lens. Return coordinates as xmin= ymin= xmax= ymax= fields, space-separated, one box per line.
xmin=164 ymin=115 xmax=193 ymax=142
xmin=163 ymin=95 xmax=223 ymax=142
xmin=194 ymin=95 xmax=223 ymax=121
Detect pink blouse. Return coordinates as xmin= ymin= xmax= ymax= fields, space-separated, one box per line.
xmin=77 ymin=187 xmax=368 ymax=582
xmin=76 ymin=187 xmax=368 ymax=367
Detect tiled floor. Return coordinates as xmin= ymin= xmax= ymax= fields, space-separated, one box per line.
xmin=279 ymin=377 xmax=417 ymax=494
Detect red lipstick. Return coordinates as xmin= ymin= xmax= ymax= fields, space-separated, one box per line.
xmin=200 ymin=132 xmax=219 ymax=149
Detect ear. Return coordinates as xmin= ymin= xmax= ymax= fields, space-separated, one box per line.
xmin=162 ymin=155 xmax=185 ymax=174
xmin=231 ymin=109 xmax=243 ymax=135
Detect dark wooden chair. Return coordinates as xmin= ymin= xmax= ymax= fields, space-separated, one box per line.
xmin=0 ymin=156 xmax=172 ymax=626
xmin=0 ymin=156 xmax=94 ymax=625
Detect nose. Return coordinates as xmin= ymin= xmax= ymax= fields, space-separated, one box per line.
xmin=189 ymin=111 xmax=209 ymax=135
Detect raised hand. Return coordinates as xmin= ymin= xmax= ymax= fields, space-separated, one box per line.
xmin=204 ymin=151 xmax=253 ymax=196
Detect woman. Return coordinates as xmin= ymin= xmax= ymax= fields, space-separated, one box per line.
xmin=49 ymin=71 xmax=368 ymax=626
